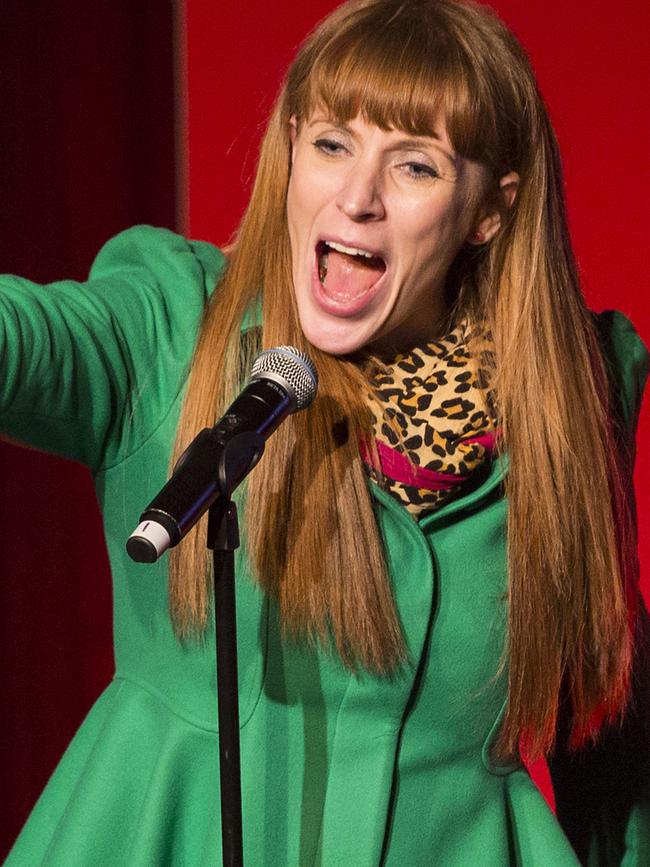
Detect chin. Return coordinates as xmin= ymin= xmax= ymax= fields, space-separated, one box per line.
xmin=299 ymin=313 xmax=372 ymax=357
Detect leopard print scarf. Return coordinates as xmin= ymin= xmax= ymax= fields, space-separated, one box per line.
xmin=361 ymin=318 xmax=499 ymax=519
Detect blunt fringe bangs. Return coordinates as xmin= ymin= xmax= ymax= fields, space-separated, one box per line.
xmin=288 ymin=0 xmax=525 ymax=174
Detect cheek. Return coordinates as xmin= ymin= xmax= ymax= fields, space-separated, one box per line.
xmin=410 ymin=196 xmax=472 ymax=263
xmin=286 ymin=176 xmax=317 ymax=290
xmin=288 ymin=148 xmax=340 ymax=219
xmin=397 ymin=194 xmax=458 ymax=249
xmin=288 ymin=151 xmax=316 ymax=207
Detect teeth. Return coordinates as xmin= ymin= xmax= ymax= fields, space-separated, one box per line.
xmin=317 ymin=240 xmax=384 ymax=287
xmin=325 ymin=240 xmax=377 ymax=259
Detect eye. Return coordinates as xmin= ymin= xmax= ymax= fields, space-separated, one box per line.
xmin=401 ymin=161 xmax=439 ymax=181
xmin=312 ymin=137 xmax=347 ymax=156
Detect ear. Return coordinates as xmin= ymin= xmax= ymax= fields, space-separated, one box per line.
xmin=467 ymin=171 xmax=520 ymax=245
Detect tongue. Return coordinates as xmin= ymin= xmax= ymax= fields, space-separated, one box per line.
xmin=325 ymin=250 xmax=385 ymax=299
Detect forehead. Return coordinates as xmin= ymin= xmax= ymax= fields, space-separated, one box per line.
xmin=296 ymin=83 xmax=447 ymax=137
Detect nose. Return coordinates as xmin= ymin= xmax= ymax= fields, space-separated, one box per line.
xmin=335 ymin=160 xmax=385 ymax=222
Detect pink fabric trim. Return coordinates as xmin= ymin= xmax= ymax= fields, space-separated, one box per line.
xmin=361 ymin=431 xmax=497 ymax=492
xmin=464 ymin=431 xmax=497 ymax=450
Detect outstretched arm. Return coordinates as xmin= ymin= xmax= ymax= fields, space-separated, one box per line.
xmin=0 ymin=225 xmax=225 ymax=471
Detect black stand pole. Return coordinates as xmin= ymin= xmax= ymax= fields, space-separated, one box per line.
xmin=208 ymin=497 xmax=244 ymax=867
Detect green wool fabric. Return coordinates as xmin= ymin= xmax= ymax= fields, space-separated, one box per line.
xmin=2 ymin=226 xmax=649 ymax=866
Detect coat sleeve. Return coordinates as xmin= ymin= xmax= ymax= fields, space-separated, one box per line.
xmin=0 ymin=225 xmax=225 ymax=471
xmin=549 ymin=310 xmax=650 ymax=866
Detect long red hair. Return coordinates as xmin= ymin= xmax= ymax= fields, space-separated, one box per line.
xmin=170 ymin=0 xmax=636 ymax=759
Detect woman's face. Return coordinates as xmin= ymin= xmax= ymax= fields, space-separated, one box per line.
xmin=286 ymin=113 xmax=491 ymax=356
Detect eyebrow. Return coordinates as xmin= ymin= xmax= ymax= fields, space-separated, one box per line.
xmin=308 ymin=119 xmax=458 ymax=165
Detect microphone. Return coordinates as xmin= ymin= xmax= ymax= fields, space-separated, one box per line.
xmin=126 ymin=345 xmax=318 ymax=563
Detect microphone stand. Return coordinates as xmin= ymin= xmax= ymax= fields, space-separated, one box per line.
xmin=208 ymin=496 xmax=244 ymax=867
xmin=126 ymin=346 xmax=318 ymax=867
xmin=208 ymin=431 xmax=264 ymax=867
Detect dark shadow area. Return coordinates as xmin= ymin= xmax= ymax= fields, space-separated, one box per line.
xmin=0 ymin=2 xmax=175 ymax=858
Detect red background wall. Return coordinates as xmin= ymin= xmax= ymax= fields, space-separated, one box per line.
xmin=182 ymin=0 xmax=650 ymax=582
xmin=2 ymin=0 xmax=648 ymax=858
xmin=181 ymin=0 xmax=649 ymax=812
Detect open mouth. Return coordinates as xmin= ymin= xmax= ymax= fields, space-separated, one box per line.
xmin=314 ymin=240 xmax=387 ymax=312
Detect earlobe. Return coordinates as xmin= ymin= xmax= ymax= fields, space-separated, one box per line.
xmin=466 ymin=212 xmax=501 ymax=246
xmin=467 ymin=171 xmax=520 ymax=246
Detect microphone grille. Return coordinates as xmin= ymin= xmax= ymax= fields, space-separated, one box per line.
xmin=251 ymin=346 xmax=318 ymax=411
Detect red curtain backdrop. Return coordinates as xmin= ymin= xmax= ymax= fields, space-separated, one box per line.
xmin=182 ymin=0 xmax=650 ymax=593
xmin=0 ymin=2 xmax=175 ymax=858
xmin=182 ymin=0 xmax=650 ymax=808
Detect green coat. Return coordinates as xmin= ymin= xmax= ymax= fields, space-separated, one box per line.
xmin=3 ymin=226 xmax=649 ymax=866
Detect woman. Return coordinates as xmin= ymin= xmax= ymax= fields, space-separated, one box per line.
xmin=5 ymin=0 xmax=649 ymax=864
